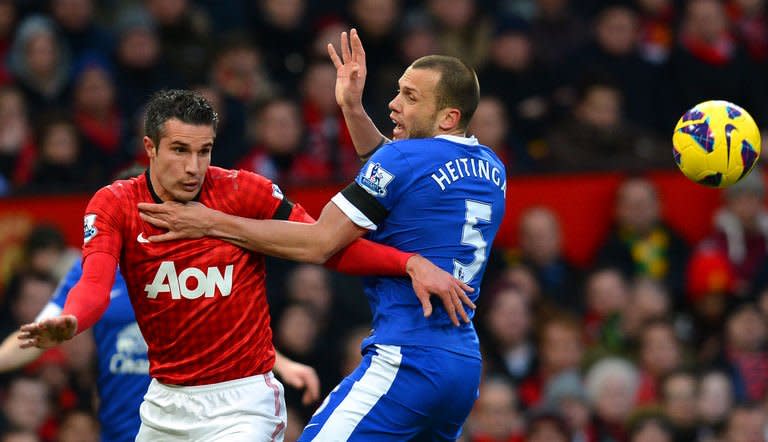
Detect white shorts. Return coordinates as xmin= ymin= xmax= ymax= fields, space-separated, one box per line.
xmin=136 ymin=372 xmax=286 ymax=442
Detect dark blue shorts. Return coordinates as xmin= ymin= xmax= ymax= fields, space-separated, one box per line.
xmin=298 ymin=344 xmax=481 ymax=441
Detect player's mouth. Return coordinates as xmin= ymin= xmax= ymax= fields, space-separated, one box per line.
xmin=391 ymin=115 xmax=404 ymax=139
xmin=181 ymin=181 xmax=200 ymax=192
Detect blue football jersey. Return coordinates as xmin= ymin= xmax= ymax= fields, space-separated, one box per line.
xmin=332 ymin=135 xmax=506 ymax=357
xmin=44 ymin=261 xmax=150 ymax=442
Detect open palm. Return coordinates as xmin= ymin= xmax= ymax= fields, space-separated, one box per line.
xmin=327 ymin=28 xmax=367 ymax=109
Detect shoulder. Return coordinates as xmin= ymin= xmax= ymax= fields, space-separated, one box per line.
xmin=207 ymin=166 xmax=273 ymax=191
xmin=91 ymin=175 xmax=142 ymax=205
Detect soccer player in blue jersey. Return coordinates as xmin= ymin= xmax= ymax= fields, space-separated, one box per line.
xmin=137 ymin=29 xmax=505 ymax=441
xmin=0 ymin=262 xmax=321 ymax=442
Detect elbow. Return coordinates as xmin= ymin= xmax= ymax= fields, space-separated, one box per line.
xmin=304 ymin=236 xmax=337 ymax=264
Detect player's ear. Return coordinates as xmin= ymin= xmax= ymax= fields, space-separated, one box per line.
xmin=437 ymin=108 xmax=461 ymax=132
xmin=143 ymin=136 xmax=157 ymax=159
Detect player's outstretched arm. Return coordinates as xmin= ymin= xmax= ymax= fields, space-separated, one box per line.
xmin=19 ymin=252 xmax=116 ymax=350
xmin=273 ymin=351 xmax=320 ymax=405
xmin=138 ymin=200 xmax=476 ymax=325
xmin=328 ymin=28 xmax=389 ymax=160
xmin=0 ymin=331 xmax=44 ymax=371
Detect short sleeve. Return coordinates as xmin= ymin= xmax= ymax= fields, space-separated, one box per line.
xmin=331 ymin=144 xmax=412 ymax=230
xmin=82 ymin=186 xmax=124 ymax=260
xmin=235 ymin=170 xmax=293 ymax=220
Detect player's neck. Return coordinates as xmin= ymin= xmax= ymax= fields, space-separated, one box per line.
xmin=146 ymin=169 xmax=174 ymax=202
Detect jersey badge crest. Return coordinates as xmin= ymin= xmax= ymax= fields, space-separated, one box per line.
xmin=83 ymin=214 xmax=98 ymax=243
xmin=360 ymin=162 xmax=394 ymax=197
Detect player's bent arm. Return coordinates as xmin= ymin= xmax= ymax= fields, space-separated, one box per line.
xmin=0 ymin=331 xmax=44 ymax=371
xmin=341 ymin=104 xmax=390 ymax=161
xmin=208 ymin=201 xmax=365 ymax=264
xmin=288 ymin=202 xmax=412 ymax=276
xmin=273 ymin=350 xmax=321 ymax=405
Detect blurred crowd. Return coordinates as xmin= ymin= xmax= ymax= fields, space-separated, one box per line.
xmin=2 ymin=0 xmax=768 ymax=441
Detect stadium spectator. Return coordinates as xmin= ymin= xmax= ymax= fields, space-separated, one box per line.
xmin=49 ymin=0 xmax=112 ymax=62
xmin=703 ymin=169 xmax=768 ymax=295
xmin=628 ymin=413 xmax=675 ymax=442
xmin=596 ymin=177 xmax=690 ymax=298
xmin=250 ymin=0 xmax=310 ymax=93
xmin=479 ymin=286 xmax=536 ymax=382
xmin=7 ymin=15 xmax=71 ymax=115
xmin=546 ymin=77 xmax=667 ymax=172
xmin=0 ymin=0 xmax=18 ymax=86
xmin=660 ymin=369 xmax=699 ymax=442
xmin=0 ymin=86 xmax=33 ymax=192
xmin=542 ymin=370 xmax=593 ymax=441
xmin=525 ymin=410 xmax=571 ymax=442
xmin=583 ymin=267 xmax=629 ymax=346
xmin=516 ymin=207 xmax=582 ymax=312
xmin=0 ymin=431 xmax=40 ymax=442
xmin=25 ymin=115 xmax=85 ymax=194
xmin=466 ymin=375 xmax=524 ymax=442
xmin=571 ymin=4 xmax=661 ymax=131
xmin=478 ymin=15 xmax=552 ymax=149
xmin=519 ymin=314 xmax=584 ymax=408
xmin=636 ymin=319 xmax=684 ymax=404
xmin=70 ymin=56 xmax=129 ymax=186
xmin=237 ymin=97 xmax=318 ymax=185
xmin=112 ymin=8 xmax=182 ymax=122
xmin=585 ymin=357 xmax=639 ymax=442
xmin=425 ymin=0 xmax=492 ymax=67
xmin=715 ymin=302 xmax=768 ymax=402
xmin=634 ymin=0 xmax=676 ymax=64
xmin=662 ymin=0 xmax=766 ymax=126
xmin=144 ymin=0 xmax=212 ymax=86
xmin=622 ymin=277 xmax=672 ymax=340
xmin=467 ymin=96 xmax=530 ymax=174
xmin=56 ymin=410 xmax=99 ymax=442
xmin=720 ymin=402 xmax=767 ymax=442
xmin=697 ymin=369 xmax=735 ymax=438
xmin=299 ymin=59 xmax=360 ymax=182
xmin=0 ymin=375 xmax=51 ymax=437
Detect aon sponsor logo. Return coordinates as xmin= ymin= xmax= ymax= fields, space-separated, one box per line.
xmin=145 ymin=261 xmax=233 ymax=299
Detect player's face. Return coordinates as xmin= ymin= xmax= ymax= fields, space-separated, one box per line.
xmin=144 ymin=118 xmax=213 ymax=202
xmin=388 ymin=67 xmax=441 ymax=140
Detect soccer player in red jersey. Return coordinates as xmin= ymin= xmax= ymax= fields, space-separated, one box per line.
xmin=18 ymin=90 xmax=473 ymax=441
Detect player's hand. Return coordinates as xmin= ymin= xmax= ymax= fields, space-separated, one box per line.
xmin=327 ymin=28 xmax=367 ymax=110
xmin=406 ymin=255 xmax=476 ymax=326
xmin=274 ymin=358 xmax=321 ymax=405
xmin=18 ymin=315 xmax=77 ymax=349
xmin=137 ymin=201 xmax=214 ymax=242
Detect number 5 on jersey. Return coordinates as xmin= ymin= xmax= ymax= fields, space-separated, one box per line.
xmin=454 ymin=200 xmax=492 ymax=283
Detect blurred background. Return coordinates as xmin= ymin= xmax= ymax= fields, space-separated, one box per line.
xmin=0 ymin=0 xmax=768 ymax=441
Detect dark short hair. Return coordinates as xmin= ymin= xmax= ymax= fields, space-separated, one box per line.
xmin=144 ymin=89 xmax=218 ymax=146
xmin=410 ymin=55 xmax=480 ymax=129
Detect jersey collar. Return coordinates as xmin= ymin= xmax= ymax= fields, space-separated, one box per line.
xmin=435 ymin=134 xmax=479 ymax=146
xmin=144 ymin=169 xmax=203 ymax=203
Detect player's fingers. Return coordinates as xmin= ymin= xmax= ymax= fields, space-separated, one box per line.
xmin=327 ymin=43 xmax=342 ymax=70
xmin=457 ymin=288 xmax=476 ymax=310
xmin=303 ymin=372 xmax=320 ymax=404
xmin=351 ymin=28 xmax=366 ymax=62
xmin=341 ymin=31 xmax=351 ymax=63
xmin=148 ymin=231 xmax=182 ymax=242
xmin=457 ymin=279 xmax=475 ymax=293
xmin=19 ymin=339 xmax=37 ymax=349
xmin=452 ymin=287 xmax=470 ymax=324
xmin=137 ymin=202 xmax=165 ymax=213
xmin=139 ymin=212 xmax=171 ymax=229
xmin=439 ymin=293 xmax=459 ymax=326
xmin=415 ymin=285 xmax=433 ymax=317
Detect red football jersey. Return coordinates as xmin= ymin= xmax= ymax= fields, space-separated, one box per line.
xmin=82 ymin=167 xmax=287 ymax=385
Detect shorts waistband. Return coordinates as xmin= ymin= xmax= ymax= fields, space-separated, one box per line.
xmin=152 ymin=371 xmax=275 ymax=395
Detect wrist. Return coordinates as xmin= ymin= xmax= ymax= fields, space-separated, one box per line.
xmin=340 ymin=101 xmax=365 ymax=116
xmin=405 ymin=254 xmax=422 ymax=276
